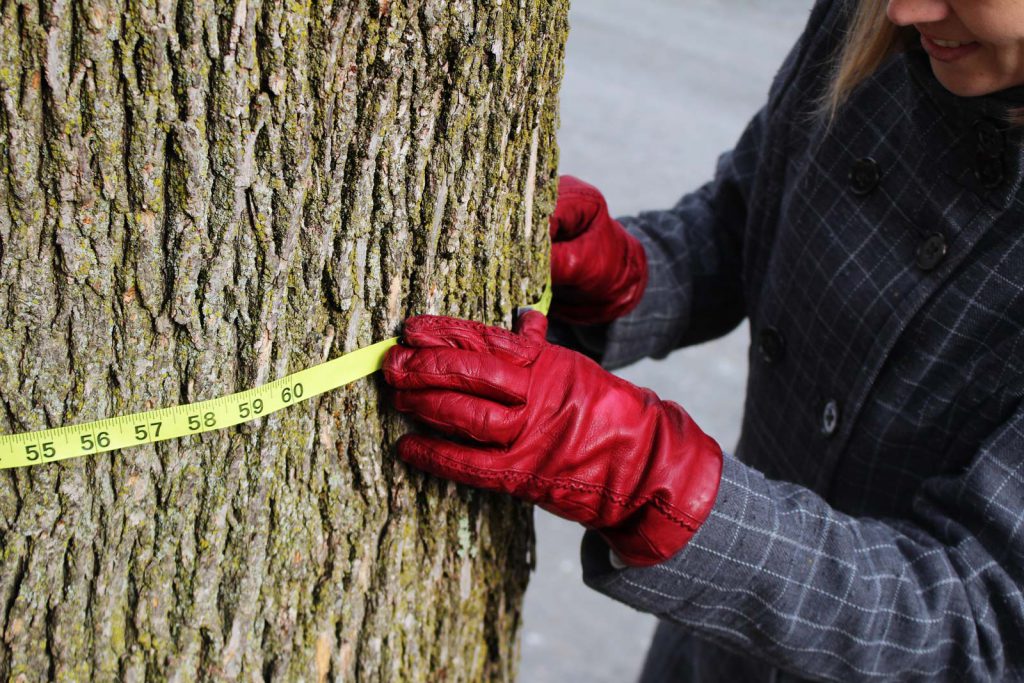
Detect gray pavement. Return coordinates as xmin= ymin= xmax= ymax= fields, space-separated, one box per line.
xmin=518 ymin=1 xmax=812 ymax=681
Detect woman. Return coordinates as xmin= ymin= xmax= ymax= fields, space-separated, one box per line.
xmin=383 ymin=0 xmax=1024 ymax=680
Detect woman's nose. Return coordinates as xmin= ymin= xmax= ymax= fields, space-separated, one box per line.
xmin=886 ymin=0 xmax=951 ymax=26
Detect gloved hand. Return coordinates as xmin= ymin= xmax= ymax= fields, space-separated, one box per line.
xmin=383 ymin=310 xmax=722 ymax=567
xmin=549 ymin=175 xmax=648 ymax=325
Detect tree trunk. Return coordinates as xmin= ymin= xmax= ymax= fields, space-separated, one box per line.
xmin=0 ymin=0 xmax=566 ymax=678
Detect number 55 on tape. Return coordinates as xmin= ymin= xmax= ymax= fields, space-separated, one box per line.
xmin=0 ymin=338 xmax=399 ymax=470
xmin=0 ymin=278 xmax=552 ymax=471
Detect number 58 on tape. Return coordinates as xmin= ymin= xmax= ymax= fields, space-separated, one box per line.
xmin=0 ymin=338 xmax=398 ymax=470
xmin=0 ymin=279 xmax=551 ymax=471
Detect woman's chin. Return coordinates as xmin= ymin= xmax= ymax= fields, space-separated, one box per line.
xmin=930 ymin=63 xmax=1018 ymax=98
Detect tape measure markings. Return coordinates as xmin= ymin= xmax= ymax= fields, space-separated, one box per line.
xmin=0 ymin=281 xmax=550 ymax=471
xmin=0 ymin=338 xmax=400 ymax=470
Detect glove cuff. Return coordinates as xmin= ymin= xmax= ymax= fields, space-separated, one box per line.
xmin=598 ymin=401 xmax=723 ymax=567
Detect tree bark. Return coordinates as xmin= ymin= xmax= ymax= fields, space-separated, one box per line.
xmin=0 ymin=0 xmax=566 ymax=678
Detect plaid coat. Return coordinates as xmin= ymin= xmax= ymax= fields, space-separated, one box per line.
xmin=577 ymin=1 xmax=1024 ymax=680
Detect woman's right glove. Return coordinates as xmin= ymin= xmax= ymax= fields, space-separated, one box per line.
xmin=384 ymin=311 xmax=722 ymax=567
xmin=549 ymin=175 xmax=649 ymax=325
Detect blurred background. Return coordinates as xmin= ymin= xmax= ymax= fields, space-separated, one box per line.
xmin=519 ymin=1 xmax=812 ymax=680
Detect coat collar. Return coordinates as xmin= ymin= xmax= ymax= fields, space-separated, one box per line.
xmin=902 ymin=47 xmax=1024 ymax=211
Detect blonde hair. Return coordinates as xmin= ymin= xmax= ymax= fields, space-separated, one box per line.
xmin=825 ymin=0 xmax=1024 ymax=124
xmin=823 ymin=0 xmax=905 ymax=120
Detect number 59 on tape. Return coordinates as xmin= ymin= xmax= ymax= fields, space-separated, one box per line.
xmin=0 ymin=338 xmax=399 ymax=470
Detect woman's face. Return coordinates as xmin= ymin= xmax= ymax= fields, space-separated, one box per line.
xmin=887 ymin=0 xmax=1024 ymax=96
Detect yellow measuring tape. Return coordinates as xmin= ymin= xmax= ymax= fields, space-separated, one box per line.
xmin=0 ymin=282 xmax=552 ymax=470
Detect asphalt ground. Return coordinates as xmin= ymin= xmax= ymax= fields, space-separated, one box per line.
xmin=518 ymin=1 xmax=813 ymax=680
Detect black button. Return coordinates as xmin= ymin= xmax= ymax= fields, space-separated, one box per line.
xmin=821 ymin=400 xmax=839 ymax=436
xmin=757 ymin=327 xmax=785 ymax=364
xmin=976 ymin=156 xmax=1004 ymax=188
xmin=974 ymin=120 xmax=1004 ymax=158
xmin=849 ymin=158 xmax=881 ymax=195
xmin=916 ymin=233 xmax=947 ymax=271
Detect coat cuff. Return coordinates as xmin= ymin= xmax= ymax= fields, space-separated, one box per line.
xmin=581 ymin=453 xmax=780 ymax=616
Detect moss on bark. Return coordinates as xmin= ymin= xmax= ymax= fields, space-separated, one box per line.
xmin=0 ymin=0 xmax=567 ymax=679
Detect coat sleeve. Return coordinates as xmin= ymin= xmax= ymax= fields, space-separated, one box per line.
xmin=582 ymin=398 xmax=1024 ymax=681
xmin=592 ymin=0 xmax=837 ymax=371
xmin=597 ymin=137 xmax=755 ymax=369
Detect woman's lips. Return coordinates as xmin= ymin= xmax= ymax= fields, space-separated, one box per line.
xmin=920 ymin=33 xmax=981 ymax=63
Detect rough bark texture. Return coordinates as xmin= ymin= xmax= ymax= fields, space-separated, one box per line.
xmin=0 ymin=0 xmax=566 ymax=679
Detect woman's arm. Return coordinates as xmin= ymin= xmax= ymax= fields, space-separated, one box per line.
xmin=595 ymin=0 xmax=831 ymax=370
xmin=583 ymin=401 xmax=1024 ymax=680
xmin=598 ymin=116 xmax=763 ymax=369
xmin=554 ymin=0 xmax=846 ymax=370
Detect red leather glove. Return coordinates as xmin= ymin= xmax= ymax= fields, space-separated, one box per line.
xmin=383 ymin=311 xmax=722 ymax=567
xmin=549 ymin=175 xmax=648 ymax=325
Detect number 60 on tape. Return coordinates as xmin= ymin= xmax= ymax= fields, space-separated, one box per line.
xmin=0 ymin=338 xmax=399 ymax=471
xmin=0 ymin=278 xmax=552 ymax=471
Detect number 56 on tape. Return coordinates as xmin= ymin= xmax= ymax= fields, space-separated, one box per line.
xmin=0 ymin=278 xmax=552 ymax=471
xmin=0 ymin=338 xmax=399 ymax=470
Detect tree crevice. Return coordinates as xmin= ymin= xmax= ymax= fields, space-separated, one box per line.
xmin=0 ymin=0 xmax=566 ymax=678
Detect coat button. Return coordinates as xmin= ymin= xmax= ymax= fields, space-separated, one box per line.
xmin=916 ymin=233 xmax=947 ymax=271
xmin=848 ymin=158 xmax=880 ymax=195
xmin=821 ymin=400 xmax=839 ymax=436
xmin=976 ymin=156 xmax=1004 ymax=188
xmin=757 ymin=327 xmax=785 ymax=364
xmin=974 ymin=119 xmax=1004 ymax=157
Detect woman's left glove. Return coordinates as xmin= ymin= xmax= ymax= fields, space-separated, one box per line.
xmin=383 ymin=310 xmax=723 ymax=567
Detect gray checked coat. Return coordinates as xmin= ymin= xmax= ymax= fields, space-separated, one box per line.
xmin=573 ymin=0 xmax=1024 ymax=681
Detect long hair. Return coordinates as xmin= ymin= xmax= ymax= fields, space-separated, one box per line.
xmin=824 ymin=0 xmax=1024 ymax=124
xmin=823 ymin=0 xmax=905 ymax=120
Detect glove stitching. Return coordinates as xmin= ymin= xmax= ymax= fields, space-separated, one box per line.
xmin=409 ymin=443 xmax=702 ymax=532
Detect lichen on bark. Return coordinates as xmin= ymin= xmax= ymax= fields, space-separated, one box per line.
xmin=0 ymin=0 xmax=567 ymax=679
